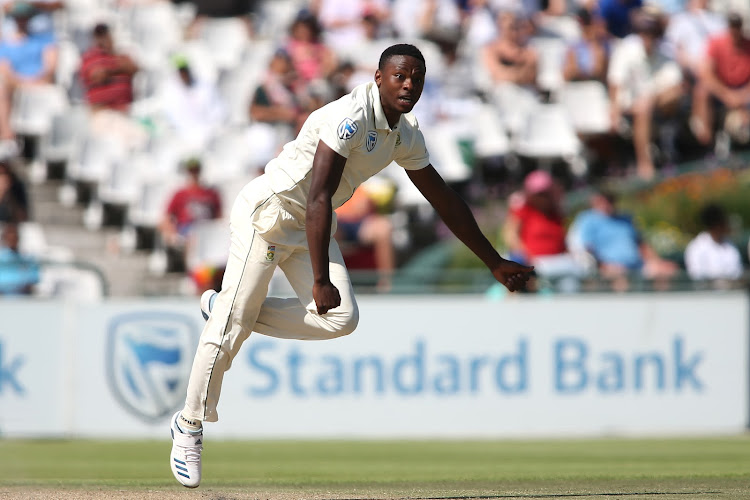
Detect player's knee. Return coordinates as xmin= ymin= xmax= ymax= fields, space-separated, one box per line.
xmin=329 ymin=304 xmax=359 ymax=338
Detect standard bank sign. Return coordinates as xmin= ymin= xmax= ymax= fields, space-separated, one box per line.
xmin=107 ymin=312 xmax=198 ymax=422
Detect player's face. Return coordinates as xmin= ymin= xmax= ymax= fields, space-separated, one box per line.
xmin=375 ymin=55 xmax=426 ymax=120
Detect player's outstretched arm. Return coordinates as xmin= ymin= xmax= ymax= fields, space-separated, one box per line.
xmin=307 ymin=140 xmax=347 ymax=314
xmin=406 ymin=165 xmax=533 ymax=292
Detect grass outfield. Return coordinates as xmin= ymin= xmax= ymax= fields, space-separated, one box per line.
xmin=1 ymin=437 xmax=749 ymax=499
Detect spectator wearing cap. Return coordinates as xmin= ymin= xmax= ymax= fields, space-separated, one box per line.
xmin=502 ymin=170 xmax=567 ymax=266
xmin=607 ymin=8 xmax=683 ymax=180
xmin=0 ymin=1 xmax=57 ymax=154
xmin=0 ymin=0 xmax=63 ymax=41
xmin=684 ymin=203 xmax=743 ymax=282
xmin=162 ymin=55 xmax=227 ymax=149
xmin=691 ymin=13 xmax=750 ymax=146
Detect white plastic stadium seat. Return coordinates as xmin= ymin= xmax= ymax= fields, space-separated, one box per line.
xmin=198 ymin=18 xmax=249 ymax=72
xmin=39 ymin=106 xmax=89 ymax=164
xmin=10 ymin=84 xmax=68 ymax=136
xmin=127 ymin=2 xmax=182 ymax=70
xmin=185 ymin=218 xmax=230 ymax=272
xmin=67 ymin=133 xmax=127 ymax=185
xmin=558 ymin=81 xmax=611 ymax=135
xmin=513 ymin=103 xmax=582 ymax=159
xmin=529 ymin=37 xmax=568 ymax=93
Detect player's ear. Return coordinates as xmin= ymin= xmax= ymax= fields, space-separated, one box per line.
xmin=374 ymin=68 xmax=382 ymax=87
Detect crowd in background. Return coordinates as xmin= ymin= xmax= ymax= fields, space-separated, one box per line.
xmin=0 ymin=0 xmax=749 ymax=296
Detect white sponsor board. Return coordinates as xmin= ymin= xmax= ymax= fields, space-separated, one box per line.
xmin=0 ymin=293 xmax=747 ymax=438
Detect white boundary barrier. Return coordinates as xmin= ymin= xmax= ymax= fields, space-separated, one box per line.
xmin=0 ymin=292 xmax=747 ymax=438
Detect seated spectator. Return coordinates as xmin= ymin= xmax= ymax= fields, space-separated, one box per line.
xmin=1 ymin=0 xmax=63 ymax=41
xmin=482 ymin=11 xmax=538 ymax=87
xmin=563 ymin=7 xmax=611 ymax=83
xmin=664 ymin=0 xmax=725 ymax=78
xmin=162 ymin=56 xmax=227 ymax=149
xmin=607 ymin=8 xmax=683 ymax=180
xmin=334 ymin=184 xmax=394 ymax=291
xmin=159 ymin=158 xmax=222 ymax=270
xmin=684 ymin=203 xmax=743 ymax=282
xmin=691 ymin=13 xmax=750 ymax=147
xmin=79 ymin=23 xmax=144 ymax=148
xmin=0 ymin=161 xmax=28 ymax=223
xmin=316 ymin=0 xmax=390 ymax=49
xmin=284 ymin=13 xmax=337 ymax=86
xmin=569 ymin=190 xmax=678 ymax=290
xmin=0 ymin=1 xmax=57 ymax=154
xmin=0 ymin=222 xmax=39 ymax=295
xmin=246 ymin=49 xmax=303 ymax=170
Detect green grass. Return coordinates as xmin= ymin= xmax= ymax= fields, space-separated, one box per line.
xmin=1 ymin=437 xmax=750 ymax=498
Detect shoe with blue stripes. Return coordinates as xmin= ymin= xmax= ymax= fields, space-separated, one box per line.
xmin=169 ymin=411 xmax=203 ymax=488
xmin=200 ymin=289 xmax=217 ymax=321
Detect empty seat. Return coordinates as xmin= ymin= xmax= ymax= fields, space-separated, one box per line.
xmin=558 ymin=80 xmax=611 ymax=135
xmin=10 ymin=84 xmax=68 ymax=137
xmin=513 ymin=103 xmax=582 ymax=159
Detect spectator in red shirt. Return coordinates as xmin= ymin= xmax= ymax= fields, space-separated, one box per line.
xmin=691 ymin=13 xmax=750 ymax=146
xmin=80 ymin=23 xmax=137 ymax=112
xmin=503 ymin=170 xmax=566 ymax=265
xmin=160 ymin=158 xmax=222 ymax=248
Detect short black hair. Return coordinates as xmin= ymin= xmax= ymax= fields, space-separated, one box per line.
xmin=378 ymin=44 xmax=426 ymax=71
xmin=700 ymin=203 xmax=728 ymax=229
xmin=93 ymin=23 xmax=110 ymax=37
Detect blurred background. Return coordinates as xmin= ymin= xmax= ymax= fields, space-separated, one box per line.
xmin=0 ymin=0 xmax=749 ymax=442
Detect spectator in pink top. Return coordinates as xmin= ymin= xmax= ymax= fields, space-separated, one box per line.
xmin=284 ymin=13 xmax=337 ymax=85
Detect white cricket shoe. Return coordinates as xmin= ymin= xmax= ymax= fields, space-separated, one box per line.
xmin=200 ymin=289 xmax=217 ymax=321
xmin=169 ymin=411 xmax=203 ymax=488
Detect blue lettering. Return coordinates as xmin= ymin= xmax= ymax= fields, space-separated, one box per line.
xmin=434 ymin=355 xmax=460 ymax=394
xmin=597 ymin=353 xmax=624 ymax=392
xmin=469 ymin=356 xmax=489 ymax=393
xmin=634 ymin=353 xmax=665 ymax=391
xmin=247 ymin=342 xmax=277 ymax=397
xmin=353 ymin=357 xmax=384 ymax=394
xmin=674 ymin=337 xmax=703 ymax=391
xmin=287 ymin=349 xmax=306 ymax=396
xmin=317 ymin=356 xmax=344 ymax=395
xmin=0 ymin=341 xmax=24 ymax=396
xmin=393 ymin=341 xmax=424 ymax=394
xmin=555 ymin=339 xmax=587 ymax=393
xmin=495 ymin=339 xmax=527 ymax=393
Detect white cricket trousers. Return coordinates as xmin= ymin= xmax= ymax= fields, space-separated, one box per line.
xmin=182 ymin=176 xmax=359 ymax=423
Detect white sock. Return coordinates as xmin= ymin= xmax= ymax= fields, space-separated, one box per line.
xmin=177 ymin=412 xmax=202 ymax=434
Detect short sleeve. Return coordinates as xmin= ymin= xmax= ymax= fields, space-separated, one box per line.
xmin=395 ymin=127 xmax=430 ymax=171
xmin=318 ymin=100 xmax=365 ymax=159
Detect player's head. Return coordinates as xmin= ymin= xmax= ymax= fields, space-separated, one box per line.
xmin=375 ymin=44 xmax=426 ymax=119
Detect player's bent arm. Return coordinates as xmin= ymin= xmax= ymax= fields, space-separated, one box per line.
xmin=406 ymin=165 xmax=504 ymax=270
xmin=306 ymin=140 xmax=347 ymax=313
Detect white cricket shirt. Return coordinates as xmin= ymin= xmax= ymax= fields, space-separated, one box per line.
xmin=265 ymin=81 xmax=430 ymax=220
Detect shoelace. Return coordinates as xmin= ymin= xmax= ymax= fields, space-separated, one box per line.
xmin=179 ymin=442 xmax=203 ymax=463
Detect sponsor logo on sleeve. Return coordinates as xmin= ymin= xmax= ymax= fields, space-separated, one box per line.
xmin=337 ymin=118 xmax=358 ymax=140
xmin=366 ymin=130 xmax=378 ymax=152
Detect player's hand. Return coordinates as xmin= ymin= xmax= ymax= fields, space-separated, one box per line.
xmin=491 ymin=259 xmax=535 ymax=292
xmin=312 ymin=281 xmax=341 ymax=315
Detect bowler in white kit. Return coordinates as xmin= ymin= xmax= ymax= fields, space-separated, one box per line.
xmin=169 ymin=44 xmax=534 ymax=488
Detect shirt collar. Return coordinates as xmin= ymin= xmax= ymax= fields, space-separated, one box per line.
xmin=370 ymin=82 xmax=399 ymax=131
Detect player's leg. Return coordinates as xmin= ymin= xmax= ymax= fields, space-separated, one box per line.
xmin=254 ymin=237 xmax=359 ymax=340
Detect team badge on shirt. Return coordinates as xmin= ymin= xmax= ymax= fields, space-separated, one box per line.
xmin=338 ymin=118 xmax=358 ymax=140
xmin=366 ymin=130 xmax=377 ymax=152
xmin=395 ymin=131 xmax=401 ymax=147
xmin=266 ymin=245 xmax=276 ymax=261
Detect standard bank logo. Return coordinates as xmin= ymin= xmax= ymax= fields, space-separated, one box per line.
xmin=107 ymin=312 xmax=198 ymax=422
xmin=337 ymin=118 xmax=358 ymax=140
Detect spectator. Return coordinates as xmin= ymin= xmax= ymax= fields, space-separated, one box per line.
xmin=607 ymin=8 xmax=683 ymax=180
xmin=334 ymin=185 xmax=395 ymax=291
xmin=0 ymin=222 xmax=39 ymax=295
xmin=664 ymin=0 xmax=725 ymax=78
xmin=162 ymin=56 xmax=227 ymax=149
xmin=246 ymin=49 xmax=303 ymax=170
xmin=0 ymin=0 xmax=63 ymax=41
xmin=502 ymin=170 xmax=566 ymax=266
xmin=569 ymin=190 xmax=678 ymax=290
xmin=315 ymin=0 xmax=390 ymax=49
xmin=0 ymin=161 xmax=28 ymax=223
xmin=0 ymin=1 xmax=57 ymax=154
xmin=160 ymin=158 xmax=222 ymax=251
xmin=599 ymin=0 xmax=643 ymax=39
xmin=691 ymin=13 xmax=750 ymax=147
xmin=284 ymin=13 xmax=337 ymax=86
xmin=79 ymin=23 xmax=145 ymax=149
xmin=684 ymin=203 xmax=743 ymax=281
xmin=563 ymin=7 xmax=611 ymax=83
xmin=482 ymin=11 xmax=538 ymax=87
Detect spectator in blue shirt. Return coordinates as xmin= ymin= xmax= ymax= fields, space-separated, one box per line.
xmin=569 ymin=191 xmax=677 ymax=290
xmin=0 ymin=1 xmax=57 ymax=154
xmin=599 ymin=0 xmax=643 ymax=38
xmin=0 ymin=222 xmax=39 ymax=295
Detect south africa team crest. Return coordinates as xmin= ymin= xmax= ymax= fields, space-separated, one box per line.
xmin=266 ymin=245 xmax=276 ymax=261
xmin=366 ymin=130 xmax=377 ymax=152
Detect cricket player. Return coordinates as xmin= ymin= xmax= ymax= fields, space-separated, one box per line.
xmin=169 ymin=43 xmax=534 ymax=488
